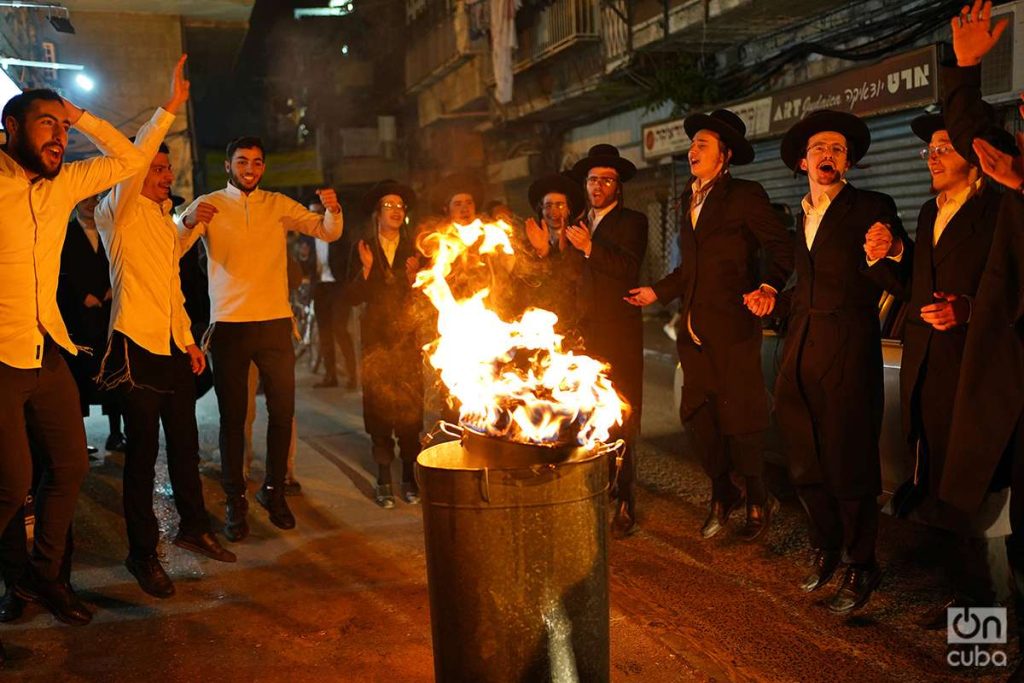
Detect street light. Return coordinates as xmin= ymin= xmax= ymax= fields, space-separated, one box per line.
xmin=0 ymin=2 xmax=75 ymax=33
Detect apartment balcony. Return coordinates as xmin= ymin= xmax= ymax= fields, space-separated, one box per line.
xmin=405 ymin=15 xmax=485 ymax=92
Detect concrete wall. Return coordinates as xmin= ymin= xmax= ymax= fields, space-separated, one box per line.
xmin=42 ymin=11 xmax=195 ymax=201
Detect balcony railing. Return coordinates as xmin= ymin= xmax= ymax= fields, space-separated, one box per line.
xmin=515 ymin=0 xmax=601 ymax=70
xmin=405 ymin=16 xmax=483 ymax=92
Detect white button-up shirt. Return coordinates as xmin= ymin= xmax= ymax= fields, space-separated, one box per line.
xmin=800 ymin=181 xmax=847 ymax=251
xmin=0 ymin=112 xmax=146 ymax=369
xmin=934 ymin=178 xmax=982 ymax=245
xmin=96 ymin=108 xmax=194 ymax=356
xmin=315 ymin=239 xmax=335 ymax=282
xmin=180 ymin=185 xmax=343 ymax=323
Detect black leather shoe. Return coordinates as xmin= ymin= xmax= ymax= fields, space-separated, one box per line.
xmin=375 ymin=484 xmax=396 ymax=509
xmin=738 ymin=495 xmax=779 ymax=542
xmin=174 ymin=531 xmax=237 ymax=563
xmin=314 ymin=376 xmax=338 ymax=388
xmin=15 ymin=572 xmax=92 ymax=625
xmin=401 ymin=482 xmax=420 ymax=505
xmin=256 ymin=485 xmax=296 ymax=529
xmin=125 ymin=555 xmax=175 ymax=599
xmin=827 ymin=563 xmax=882 ymax=614
xmin=800 ymin=549 xmax=841 ymax=592
xmin=917 ymin=595 xmax=971 ymax=630
xmin=611 ymin=499 xmax=637 ymax=538
xmin=224 ymin=495 xmax=250 ymax=542
xmin=0 ymin=587 xmax=24 ymax=622
xmin=105 ymin=432 xmax=127 ymax=452
xmin=700 ymin=491 xmax=744 ymax=539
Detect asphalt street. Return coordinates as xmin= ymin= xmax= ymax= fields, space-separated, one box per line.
xmin=2 ymin=316 xmax=1014 ymax=682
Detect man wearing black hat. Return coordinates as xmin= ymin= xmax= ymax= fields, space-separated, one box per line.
xmin=626 ymin=109 xmax=793 ymax=542
xmin=347 ymin=180 xmax=424 ymax=508
xmin=774 ymin=109 xmax=906 ymax=614
xmin=434 ymin=172 xmax=485 ymax=225
xmin=569 ymin=144 xmax=648 ymax=536
xmin=866 ymin=111 xmax=1014 ymax=626
xmin=524 ymin=172 xmax=587 ymax=328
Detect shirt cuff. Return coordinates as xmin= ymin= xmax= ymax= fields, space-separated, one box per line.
xmin=759 ymin=283 xmax=777 ymax=295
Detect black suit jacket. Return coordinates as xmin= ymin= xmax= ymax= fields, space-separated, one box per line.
xmin=652 ymin=174 xmax=793 ymax=434
xmin=577 ymin=204 xmax=648 ymax=416
xmin=774 ymin=183 xmax=906 ymax=497
xmin=939 ymin=63 xmax=1024 ymax=512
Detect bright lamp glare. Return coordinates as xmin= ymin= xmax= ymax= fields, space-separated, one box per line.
xmin=75 ymin=73 xmax=94 ymax=91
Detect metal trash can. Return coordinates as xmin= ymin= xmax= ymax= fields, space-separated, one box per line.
xmin=416 ymin=431 xmax=611 ymax=682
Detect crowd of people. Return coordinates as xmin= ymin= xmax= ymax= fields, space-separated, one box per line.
xmin=2 ymin=0 xmax=1024 ymax=672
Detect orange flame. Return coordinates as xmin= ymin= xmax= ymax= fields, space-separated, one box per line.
xmin=415 ymin=219 xmax=624 ymax=449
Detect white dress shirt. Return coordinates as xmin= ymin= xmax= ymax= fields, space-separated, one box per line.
xmin=315 ymin=239 xmax=335 ymax=282
xmin=800 ymin=181 xmax=847 ymax=251
xmin=0 ymin=112 xmax=146 ymax=369
xmin=96 ymin=107 xmax=194 ymax=356
xmin=180 ymin=185 xmax=343 ymax=323
xmin=934 ymin=178 xmax=981 ymax=245
xmin=588 ymin=201 xmax=617 ymax=234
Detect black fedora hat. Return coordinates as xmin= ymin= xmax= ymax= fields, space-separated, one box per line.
xmin=363 ymin=179 xmax=416 ymax=214
xmin=683 ymin=109 xmax=755 ymax=165
xmin=571 ymin=143 xmax=637 ymax=182
xmin=527 ymin=172 xmax=587 ymax=222
xmin=910 ymin=113 xmax=945 ymax=143
xmin=432 ymin=172 xmax=485 ymax=214
xmin=780 ymin=109 xmax=871 ymax=173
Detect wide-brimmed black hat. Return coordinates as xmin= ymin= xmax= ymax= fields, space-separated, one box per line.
xmin=432 ymin=172 xmax=484 ymax=213
xmin=363 ymin=179 xmax=416 ymax=214
xmin=683 ymin=109 xmax=755 ymax=166
xmin=527 ymin=172 xmax=587 ymax=221
xmin=780 ymin=110 xmax=871 ymax=173
xmin=911 ymin=111 xmax=1019 ymax=159
xmin=571 ymin=143 xmax=637 ymax=182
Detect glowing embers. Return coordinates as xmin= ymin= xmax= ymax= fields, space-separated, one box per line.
xmin=415 ymin=219 xmax=625 ymax=449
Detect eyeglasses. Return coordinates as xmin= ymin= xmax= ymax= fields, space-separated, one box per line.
xmin=542 ymin=201 xmax=568 ymax=210
xmin=919 ymin=144 xmax=954 ymax=160
xmin=381 ymin=201 xmax=407 ymax=211
xmin=806 ymin=143 xmax=848 ymax=157
xmin=586 ymin=176 xmax=618 ymax=188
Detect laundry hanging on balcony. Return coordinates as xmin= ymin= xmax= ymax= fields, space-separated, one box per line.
xmin=491 ymin=0 xmax=521 ymax=104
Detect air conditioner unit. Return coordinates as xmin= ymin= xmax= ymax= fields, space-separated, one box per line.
xmin=981 ymin=0 xmax=1023 ymax=104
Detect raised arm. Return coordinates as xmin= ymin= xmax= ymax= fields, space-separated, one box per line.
xmin=282 ymin=189 xmax=343 ymax=241
xmin=97 ymin=55 xmax=190 ymax=229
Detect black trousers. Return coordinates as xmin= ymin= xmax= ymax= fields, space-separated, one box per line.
xmin=0 ymin=341 xmax=89 ymax=581
xmin=119 ymin=339 xmax=210 ymax=559
xmin=797 ymin=484 xmax=878 ymax=566
xmin=0 ymin=433 xmax=73 ymax=588
xmin=211 ymin=319 xmax=295 ymax=497
xmin=313 ymin=282 xmax=356 ymax=380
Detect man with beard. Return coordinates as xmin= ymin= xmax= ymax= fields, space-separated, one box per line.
xmin=569 ymin=144 xmax=648 ymax=537
xmin=523 ymin=172 xmax=587 ymax=330
xmin=0 ymin=90 xmax=145 ymax=643
xmin=348 ymin=180 xmax=423 ymax=508
xmin=95 ymin=56 xmax=236 ymax=599
xmin=180 ymin=138 xmax=343 ymax=541
xmin=626 ymin=110 xmax=794 ymax=542
xmin=864 ymin=110 xmax=1016 ymax=626
xmin=774 ymin=110 xmax=907 ymax=614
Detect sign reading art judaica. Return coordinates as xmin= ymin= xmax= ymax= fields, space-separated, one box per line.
xmin=642 ymin=45 xmax=939 ymax=160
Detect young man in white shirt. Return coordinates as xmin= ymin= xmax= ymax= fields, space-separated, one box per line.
xmin=180 ymin=138 xmax=343 ymax=541
xmin=0 ymin=89 xmax=146 ymax=639
xmin=95 ymin=56 xmax=236 ymax=599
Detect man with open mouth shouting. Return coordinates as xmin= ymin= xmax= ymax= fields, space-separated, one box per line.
xmin=774 ymin=110 xmax=908 ymax=615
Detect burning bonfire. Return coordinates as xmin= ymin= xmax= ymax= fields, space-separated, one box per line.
xmin=414 ymin=219 xmax=625 ymax=450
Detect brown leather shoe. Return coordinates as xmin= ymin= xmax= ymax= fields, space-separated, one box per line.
xmin=174 ymin=531 xmax=237 ymax=563
xmin=611 ymin=499 xmax=636 ymax=538
xmin=737 ymin=495 xmax=779 ymax=542
xmin=827 ymin=563 xmax=882 ymax=614
xmin=700 ymin=490 xmax=744 ymax=539
xmin=224 ymin=495 xmax=250 ymax=542
xmin=15 ymin=572 xmax=93 ymax=625
xmin=800 ymin=549 xmax=841 ymax=592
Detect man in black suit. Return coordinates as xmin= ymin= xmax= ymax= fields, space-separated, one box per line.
xmin=868 ymin=111 xmax=1017 ymax=626
xmin=774 ymin=110 xmax=907 ymax=614
xmin=568 ymin=144 xmax=648 ymax=537
xmin=310 ymin=200 xmax=357 ymax=390
xmin=627 ymin=110 xmax=793 ymax=542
